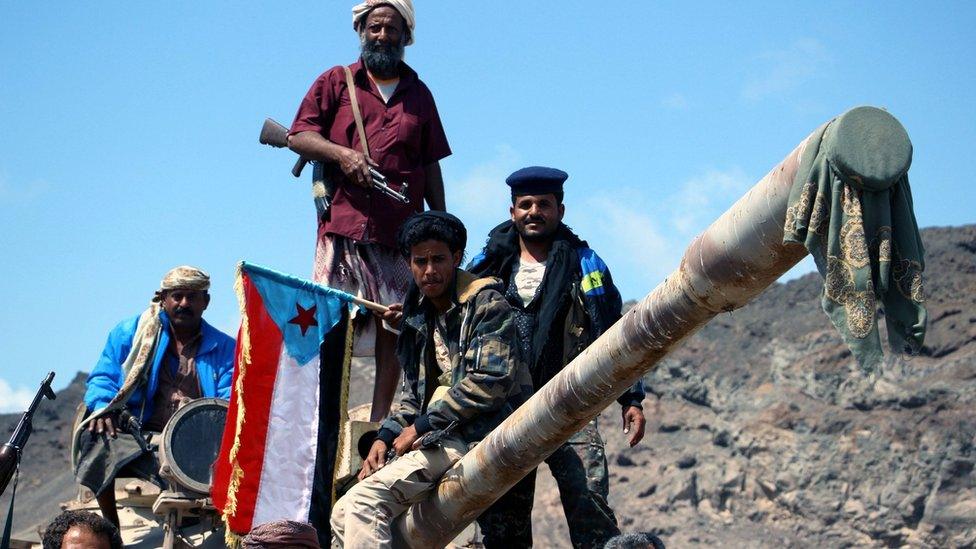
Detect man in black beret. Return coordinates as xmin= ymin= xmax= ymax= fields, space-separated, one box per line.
xmin=468 ymin=166 xmax=647 ymax=548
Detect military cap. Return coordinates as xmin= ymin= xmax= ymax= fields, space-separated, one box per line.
xmin=506 ymin=166 xmax=568 ymax=196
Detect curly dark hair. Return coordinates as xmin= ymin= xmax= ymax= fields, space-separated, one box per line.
xmin=396 ymin=211 xmax=467 ymax=258
xmin=603 ymin=532 xmax=666 ymax=549
xmin=42 ymin=510 xmax=123 ymax=549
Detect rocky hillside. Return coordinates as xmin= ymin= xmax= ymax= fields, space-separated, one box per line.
xmin=2 ymin=225 xmax=974 ymax=547
xmin=531 ymin=224 xmax=974 ymax=548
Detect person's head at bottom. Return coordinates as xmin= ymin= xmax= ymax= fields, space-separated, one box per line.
xmin=398 ymin=211 xmax=467 ymax=312
xmin=242 ymin=520 xmax=321 ymax=548
xmin=603 ymin=531 xmax=666 ymax=549
xmin=42 ymin=510 xmax=122 ymax=549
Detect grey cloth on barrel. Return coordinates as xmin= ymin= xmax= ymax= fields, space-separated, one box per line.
xmin=784 ymin=106 xmax=926 ymax=370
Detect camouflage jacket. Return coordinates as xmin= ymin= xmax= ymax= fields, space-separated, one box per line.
xmin=377 ymin=270 xmax=532 ymax=447
xmin=468 ymin=221 xmax=645 ymax=409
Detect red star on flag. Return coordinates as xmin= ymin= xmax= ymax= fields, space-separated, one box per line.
xmin=288 ymin=303 xmax=318 ymax=336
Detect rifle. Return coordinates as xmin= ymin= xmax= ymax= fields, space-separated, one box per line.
xmin=0 ymin=372 xmax=56 ymax=496
xmin=383 ymin=420 xmax=460 ymax=464
xmin=117 ymin=410 xmax=151 ymax=454
xmin=416 ymin=420 xmax=459 ymax=450
xmin=259 ymin=118 xmax=410 ymax=215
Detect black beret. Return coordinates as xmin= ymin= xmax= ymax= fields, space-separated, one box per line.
xmin=506 ymin=166 xmax=568 ymax=196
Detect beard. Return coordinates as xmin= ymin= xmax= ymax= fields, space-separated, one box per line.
xmin=515 ymin=218 xmax=559 ymax=243
xmin=361 ymin=37 xmax=404 ymax=79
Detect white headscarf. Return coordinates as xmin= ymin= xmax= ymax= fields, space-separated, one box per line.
xmin=352 ymin=0 xmax=415 ymax=45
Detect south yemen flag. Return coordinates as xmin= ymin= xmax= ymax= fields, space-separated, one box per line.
xmin=213 ymin=262 xmax=354 ymax=545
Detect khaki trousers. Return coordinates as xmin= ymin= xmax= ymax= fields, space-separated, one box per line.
xmin=331 ymin=436 xmax=466 ymax=548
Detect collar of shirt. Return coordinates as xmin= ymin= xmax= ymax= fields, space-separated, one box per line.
xmin=351 ymin=58 xmax=418 ymax=104
xmin=417 ymin=292 xmax=459 ymax=320
xmin=166 ymin=328 xmax=203 ymax=358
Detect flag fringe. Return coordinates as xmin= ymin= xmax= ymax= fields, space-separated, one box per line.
xmin=222 ymin=264 xmax=252 ymax=532
xmin=224 ymin=527 xmax=243 ymax=548
xmin=331 ymin=310 xmax=355 ymax=505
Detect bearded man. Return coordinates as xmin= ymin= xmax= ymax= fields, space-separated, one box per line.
xmin=288 ymin=0 xmax=451 ymax=421
xmin=76 ymin=266 xmax=235 ymax=528
xmin=468 ymin=167 xmax=648 ymax=549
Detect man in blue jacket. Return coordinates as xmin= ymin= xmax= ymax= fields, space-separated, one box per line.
xmin=77 ymin=266 xmax=235 ymax=527
xmin=468 ymin=167 xmax=647 ymax=549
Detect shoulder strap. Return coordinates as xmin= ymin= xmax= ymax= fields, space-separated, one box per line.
xmin=343 ymin=65 xmax=371 ymax=160
xmin=1 ymin=464 xmax=18 ymax=549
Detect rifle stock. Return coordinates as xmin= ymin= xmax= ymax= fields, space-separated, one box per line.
xmin=0 ymin=372 xmax=56 ymax=496
xmin=260 ymin=118 xmax=308 ymax=178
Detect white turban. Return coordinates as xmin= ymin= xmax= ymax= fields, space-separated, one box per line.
xmin=352 ymin=0 xmax=415 ymax=45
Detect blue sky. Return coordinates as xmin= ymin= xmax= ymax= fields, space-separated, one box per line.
xmin=1 ymin=2 xmax=974 ymax=409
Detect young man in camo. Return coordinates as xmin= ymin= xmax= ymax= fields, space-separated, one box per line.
xmin=329 ymin=211 xmax=531 ymax=548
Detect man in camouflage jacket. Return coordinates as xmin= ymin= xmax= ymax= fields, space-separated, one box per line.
xmin=330 ymin=211 xmax=530 ymax=548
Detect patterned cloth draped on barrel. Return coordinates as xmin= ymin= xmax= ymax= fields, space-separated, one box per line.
xmin=783 ymin=106 xmax=926 ymax=369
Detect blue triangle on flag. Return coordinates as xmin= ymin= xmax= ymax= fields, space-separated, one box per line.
xmin=242 ymin=262 xmax=355 ymax=364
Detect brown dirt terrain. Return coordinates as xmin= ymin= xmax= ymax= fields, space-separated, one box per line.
xmin=3 ymin=225 xmax=974 ymax=547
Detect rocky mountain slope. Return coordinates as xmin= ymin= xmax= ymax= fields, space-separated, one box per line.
xmin=2 ymin=225 xmax=974 ymax=547
xmin=532 ymin=224 xmax=974 ymax=548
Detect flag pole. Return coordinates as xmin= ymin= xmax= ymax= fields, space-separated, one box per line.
xmin=349 ymin=295 xmax=389 ymax=314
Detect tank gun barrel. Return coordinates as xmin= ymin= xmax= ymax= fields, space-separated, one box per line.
xmin=394 ymin=108 xmax=914 ymax=546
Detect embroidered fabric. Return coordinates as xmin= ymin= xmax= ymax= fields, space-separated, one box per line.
xmin=783 ymin=107 xmax=926 ymax=370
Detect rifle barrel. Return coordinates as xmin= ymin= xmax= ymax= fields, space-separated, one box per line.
xmin=0 ymin=371 xmax=55 ymax=496
xmin=8 ymin=372 xmax=56 ymax=447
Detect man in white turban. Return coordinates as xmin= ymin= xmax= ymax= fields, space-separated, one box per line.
xmin=76 ymin=266 xmax=236 ymax=527
xmin=351 ymin=0 xmax=415 ymax=45
xmin=288 ymin=0 xmax=452 ymax=422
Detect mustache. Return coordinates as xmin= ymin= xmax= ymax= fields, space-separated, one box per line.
xmin=174 ymin=307 xmax=194 ymax=316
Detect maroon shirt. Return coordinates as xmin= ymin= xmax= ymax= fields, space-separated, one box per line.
xmin=291 ymin=59 xmax=452 ymax=248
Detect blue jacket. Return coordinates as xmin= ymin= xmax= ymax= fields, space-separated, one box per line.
xmin=85 ymin=312 xmax=236 ymax=422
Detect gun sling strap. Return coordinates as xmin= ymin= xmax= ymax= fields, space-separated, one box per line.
xmin=1 ymin=465 xmax=16 ymax=549
xmin=309 ymin=65 xmax=371 ymax=218
xmin=343 ymin=65 xmax=371 ymax=161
